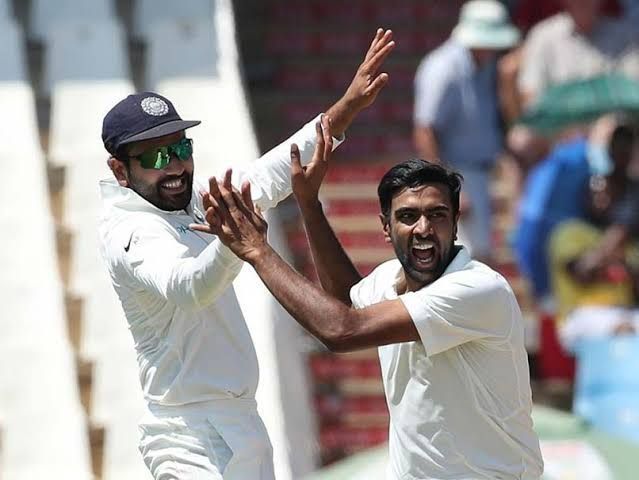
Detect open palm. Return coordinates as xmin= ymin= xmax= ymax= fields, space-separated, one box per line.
xmin=291 ymin=114 xmax=333 ymax=209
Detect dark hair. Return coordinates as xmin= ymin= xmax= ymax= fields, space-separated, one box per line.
xmin=609 ymin=123 xmax=637 ymax=152
xmin=377 ymin=159 xmax=464 ymax=218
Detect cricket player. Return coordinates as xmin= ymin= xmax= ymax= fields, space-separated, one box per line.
xmin=99 ymin=29 xmax=394 ymax=480
xmin=194 ymin=118 xmax=545 ymax=479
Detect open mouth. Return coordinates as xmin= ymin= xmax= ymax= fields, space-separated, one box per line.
xmin=159 ymin=175 xmax=188 ymax=194
xmin=411 ymin=242 xmax=437 ymax=268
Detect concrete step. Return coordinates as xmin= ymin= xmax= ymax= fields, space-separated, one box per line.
xmin=66 ymin=293 xmax=84 ymax=352
xmin=77 ymin=357 xmax=95 ymax=417
xmin=89 ymin=423 xmax=106 ymax=480
xmin=48 ymin=164 xmax=66 ymax=222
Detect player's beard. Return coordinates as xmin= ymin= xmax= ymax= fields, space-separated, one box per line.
xmin=128 ymin=171 xmax=194 ymax=211
xmin=392 ymin=236 xmax=455 ymax=290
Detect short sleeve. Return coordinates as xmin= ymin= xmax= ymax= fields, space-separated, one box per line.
xmin=413 ymin=55 xmax=456 ymax=129
xmin=350 ymin=260 xmax=400 ymax=309
xmin=399 ymin=269 xmax=514 ymax=356
xmin=349 ymin=278 xmax=369 ymax=310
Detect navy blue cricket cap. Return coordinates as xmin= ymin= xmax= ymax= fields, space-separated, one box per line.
xmin=102 ymin=92 xmax=201 ymax=156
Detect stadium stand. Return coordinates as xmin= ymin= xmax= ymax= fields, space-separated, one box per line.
xmin=132 ymin=0 xmax=214 ymax=41
xmin=43 ymin=15 xmax=132 ymax=182
xmin=0 ymin=17 xmax=26 ymax=82
xmin=2 ymin=0 xmax=306 ymax=478
xmin=0 ymin=0 xmax=11 ymax=20
xmin=0 ymin=72 xmax=92 ymax=478
xmin=236 ymin=0 xmax=458 ymax=465
xmin=235 ymin=0 xmax=540 ymax=467
xmin=145 ymin=19 xmax=219 ymax=91
xmin=28 ymin=0 xmax=116 ymax=43
xmin=4 ymin=0 xmax=592 ymax=478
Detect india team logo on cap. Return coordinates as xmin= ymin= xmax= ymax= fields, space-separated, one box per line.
xmin=141 ymin=96 xmax=169 ymax=116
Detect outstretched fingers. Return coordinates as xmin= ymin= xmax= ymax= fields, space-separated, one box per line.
xmin=364 ymin=28 xmax=385 ymax=61
xmin=217 ymin=168 xmax=240 ymax=214
xmin=189 ymin=190 xmax=220 ymax=233
xmin=364 ymin=29 xmax=393 ymax=64
xmin=363 ymin=36 xmax=395 ymax=77
xmin=365 ymin=72 xmax=390 ymax=97
xmin=240 ymin=180 xmax=255 ymax=214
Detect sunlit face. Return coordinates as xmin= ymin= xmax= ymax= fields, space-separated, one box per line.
xmin=124 ymin=131 xmax=194 ymax=211
xmin=382 ymin=183 xmax=459 ymax=292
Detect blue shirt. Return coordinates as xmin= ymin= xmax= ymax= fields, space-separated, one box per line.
xmin=414 ymin=39 xmax=502 ymax=169
xmin=514 ymin=138 xmax=591 ymax=297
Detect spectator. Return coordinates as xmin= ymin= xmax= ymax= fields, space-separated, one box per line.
xmin=513 ymin=115 xmax=629 ymax=303
xmin=548 ymin=120 xmax=639 ymax=325
xmin=560 ymin=305 xmax=639 ymax=352
xmin=413 ymin=0 xmax=520 ymax=262
xmin=512 ymin=0 xmax=621 ymax=35
xmin=502 ymin=0 xmax=638 ymax=176
xmin=518 ymin=0 xmax=639 ymax=109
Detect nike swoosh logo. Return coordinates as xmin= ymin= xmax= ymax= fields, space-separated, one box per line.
xmin=124 ymin=235 xmax=133 ymax=252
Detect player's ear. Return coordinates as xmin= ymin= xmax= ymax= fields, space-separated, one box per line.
xmin=108 ymin=156 xmax=129 ymax=187
xmin=453 ymin=211 xmax=460 ymax=241
xmin=380 ymin=214 xmax=391 ymax=243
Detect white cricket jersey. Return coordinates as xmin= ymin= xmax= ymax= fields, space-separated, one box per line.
xmin=350 ymin=247 xmax=544 ymax=479
xmin=99 ymin=115 xmax=341 ymax=407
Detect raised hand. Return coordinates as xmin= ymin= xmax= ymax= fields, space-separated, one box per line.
xmin=327 ymin=28 xmax=395 ymax=136
xmin=291 ymin=115 xmax=333 ymax=210
xmin=191 ymin=168 xmax=269 ymax=263
xmin=345 ymin=28 xmax=395 ymax=110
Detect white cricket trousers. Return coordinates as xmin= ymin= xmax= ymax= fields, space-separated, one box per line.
xmin=138 ymin=398 xmax=275 ymax=479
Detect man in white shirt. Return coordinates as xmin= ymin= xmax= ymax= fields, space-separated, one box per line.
xmin=195 ymin=126 xmax=544 ymax=479
xmin=99 ymin=29 xmax=394 ymax=480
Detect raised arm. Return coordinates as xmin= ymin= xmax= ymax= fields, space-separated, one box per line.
xmin=192 ymin=175 xmax=420 ymax=352
xmin=325 ymin=28 xmax=394 ymax=137
xmin=226 ymin=29 xmax=395 ymax=212
xmin=290 ymin=115 xmax=362 ymax=304
xmin=113 ymin=209 xmax=242 ymax=312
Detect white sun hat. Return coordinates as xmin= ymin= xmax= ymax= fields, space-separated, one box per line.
xmin=451 ymin=0 xmax=520 ymax=50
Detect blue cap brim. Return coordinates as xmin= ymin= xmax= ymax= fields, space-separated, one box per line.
xmin=119 ymin=119 xmax=201 ymax=146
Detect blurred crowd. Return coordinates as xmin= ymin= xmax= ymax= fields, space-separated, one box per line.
xmin=412 ymin=0 xmax=639 ymax=440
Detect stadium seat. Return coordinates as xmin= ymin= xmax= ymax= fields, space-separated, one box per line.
xmin=42 ymin=19 xmax=129 ymax=96
xmin=145 ymin=19 xmax=218 ymax=90
xmin=0 ymin=345 xmax=92 ymax=479
xmin=92 ymin=344 xmax=150 ymax=480
xmin=28 ymin=0 xmax=115 ymax=42
xmin=45 ymin=18 xmax=132 ymax=166
xmin=0 ymin=83 xmax=41 ymax=160
xmin=49 ymin=80 xmax=133 ymax=166
xmin=0 ymin=134 xmax=92 ymax=477
xmin=0 ymin=0 xmax=12 ymax=20
xmin=0 ymin=19 xmax=27 ymax=82
xmin=133 ymin=0 xmax=215 ymax=40
xmin=573 ymin=336 xmax=639 ymax=420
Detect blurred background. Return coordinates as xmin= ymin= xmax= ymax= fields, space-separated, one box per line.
xmin=1 ymin=0 xmax=639 ymax=479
